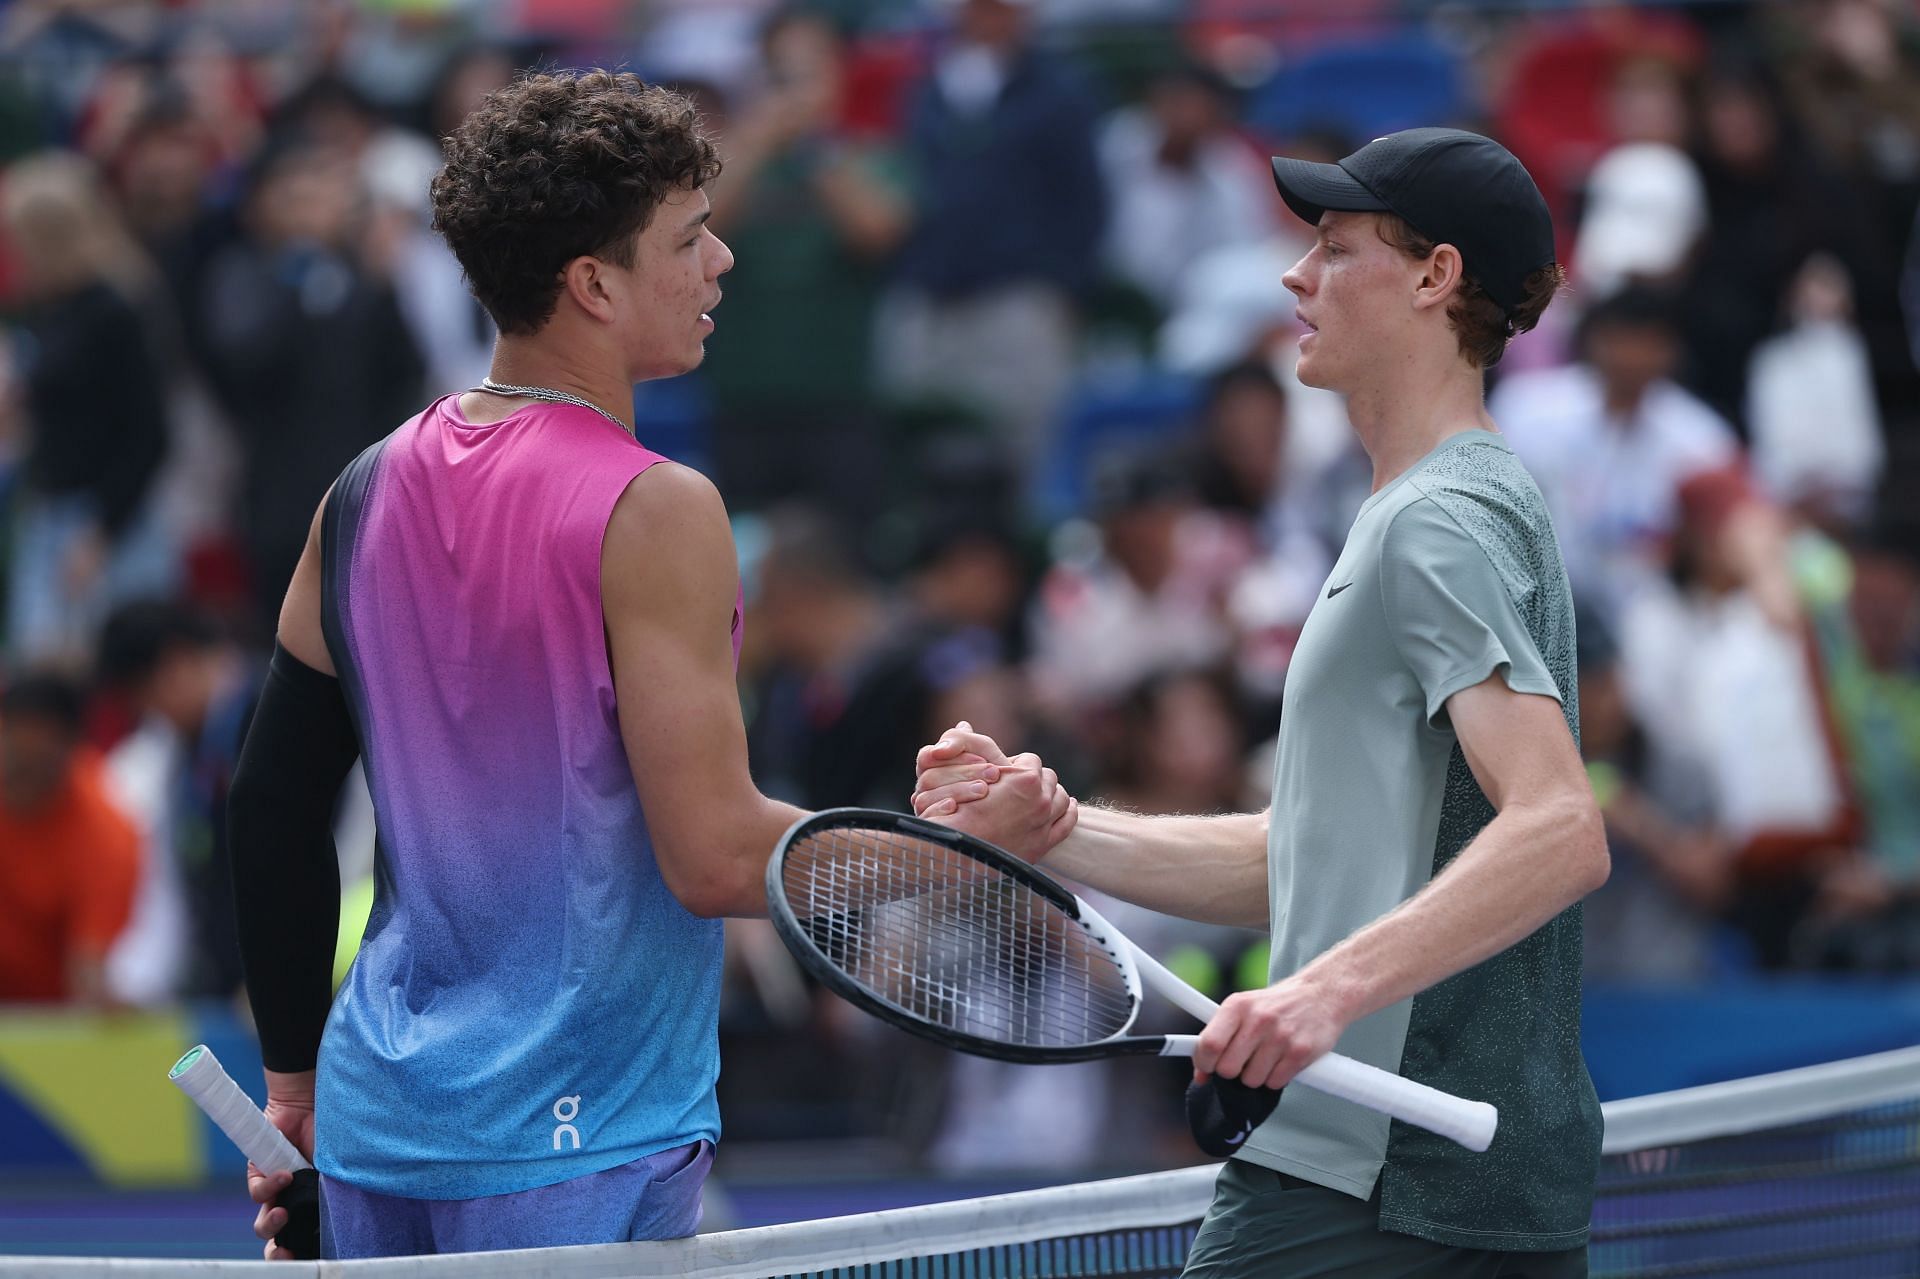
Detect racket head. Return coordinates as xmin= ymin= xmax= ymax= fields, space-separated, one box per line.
xmin=767 ymin=808 xmax=1163 ymax=1064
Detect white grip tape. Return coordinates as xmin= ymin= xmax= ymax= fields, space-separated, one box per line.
xmin=1293 ymin=1053 xmax=1498 ymax=1153
xmin=169 ymin=1045 xmax=312 ymax=1174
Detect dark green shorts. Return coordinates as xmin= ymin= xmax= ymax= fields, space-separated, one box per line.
xmin=1182 ymin=1160 xmax=1588 ymax=1279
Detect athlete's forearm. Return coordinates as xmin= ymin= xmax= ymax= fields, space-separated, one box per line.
xmin=230 ymin=645 xmax=359 ymax=1073
xmin=665 ymin=790 xmax=807 ymax=919
xmin=1293 ymin=793 xmax=1607 ymax=1027
xmin=264 ymin=1068 xmax=316 ymax=1106
xmin=1042 ymin=805 xmax=1270 ymax=929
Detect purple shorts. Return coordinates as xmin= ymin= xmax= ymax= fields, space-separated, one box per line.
xmin=319 ymin=1140 xmax=712 ymax=1259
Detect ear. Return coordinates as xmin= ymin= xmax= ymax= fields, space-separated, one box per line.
xmin=1413 ymin=243 xmax=1466 ymax=313
xmin=559 ymin=255 xmax=619 ymax=325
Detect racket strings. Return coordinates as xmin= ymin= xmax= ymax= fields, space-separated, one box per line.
xmin=787 ymin=828 xmax=1137 ymax=1049
xmin=806 ymin=842 xmax=1125 ymax=1047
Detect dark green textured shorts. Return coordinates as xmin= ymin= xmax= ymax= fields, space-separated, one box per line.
xmin=1182 ymin=1160 xmax=1589 ymax=1279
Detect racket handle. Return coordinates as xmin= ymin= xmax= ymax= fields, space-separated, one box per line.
xmin=1155 ymin=1038 xmax=1498 ymax=1152
xmin=1295 ymin=1053 xmax=1498 ymax=1153
xmin=169 ymin=1045 xmax=313 ymax=1174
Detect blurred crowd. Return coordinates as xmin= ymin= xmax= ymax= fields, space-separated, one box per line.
xmin=3 ymin=0 xmax=1920 ymax=1171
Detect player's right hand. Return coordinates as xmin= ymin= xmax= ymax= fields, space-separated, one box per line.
xmin=250 ymin=1084 xmax=316 ymax=1261
xmin=912 ymin=720 xmax=1022 ymax=809
xmin=914 ymin=722 xmax=1077 ymax=860
xmin=248 ymin=1166 xmax=299 ymax=1261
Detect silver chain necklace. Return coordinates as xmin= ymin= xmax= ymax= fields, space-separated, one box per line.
xmin=478 ymin=378 xmax=631 ymax=435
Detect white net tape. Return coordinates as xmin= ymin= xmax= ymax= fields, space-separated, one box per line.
xmin=7 ymin=1046 xmax=1918 ymax=1278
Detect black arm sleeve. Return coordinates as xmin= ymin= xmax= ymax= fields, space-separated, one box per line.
xmin=229 ymin=643 xmax=361 ymax=1073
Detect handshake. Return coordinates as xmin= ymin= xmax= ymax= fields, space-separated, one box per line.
xmin=909 ymin=720 xmax=1079 ymax=863
xmin=909 ymin=720 xmax=1289 ymax=1156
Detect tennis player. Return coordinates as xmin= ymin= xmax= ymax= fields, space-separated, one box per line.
xmin=915 ymin=129 xmax=1609 ymax=1275
xmin=226 ymin=69 xmax=1071 ymax=1261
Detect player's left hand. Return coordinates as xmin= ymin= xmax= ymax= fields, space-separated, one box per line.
xmin=1194 ymin=975 xmax=1353 ymax=1092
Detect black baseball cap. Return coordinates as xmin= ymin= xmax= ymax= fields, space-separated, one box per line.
xmin=1270 ymin=128 xmax=1555 ymax=315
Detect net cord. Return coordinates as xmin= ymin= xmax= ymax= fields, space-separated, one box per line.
xmin=5 ymin=1047 xmax=1918 ymax=1278
xmin=1597 ymin=1043 xmax=1920 ymax=1155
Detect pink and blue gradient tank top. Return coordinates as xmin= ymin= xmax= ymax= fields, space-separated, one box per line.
xmin=314 ymin=395 xmax=731 ymax=1199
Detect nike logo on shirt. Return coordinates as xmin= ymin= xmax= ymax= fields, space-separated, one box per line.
xmin=1326 ymin=582 xmax=1353 ymax=599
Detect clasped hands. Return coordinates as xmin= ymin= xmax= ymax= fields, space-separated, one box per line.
xmin=910 ymin=719 xmax=1077 ymax=858
xmin=911 ymin=722 xmax=1351 ymax=1094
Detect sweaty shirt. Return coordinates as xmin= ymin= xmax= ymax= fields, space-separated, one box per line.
xmin=314 ymin=396 xmax=733 ymax=1199
xmin=1241 ymin=429 xmax=1601 ymax=1251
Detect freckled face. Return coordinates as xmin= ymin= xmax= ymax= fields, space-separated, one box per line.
xmin=616 ymin=184 xmax=734 ymax=380
xmin=1280 ymin=211 xmax=1420 ymax=393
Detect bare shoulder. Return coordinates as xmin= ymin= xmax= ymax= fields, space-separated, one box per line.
xmin=605 ymin=462 xmax=728 ymax=549
xmin=278 ymin=491 xmax=334 ymax=675
xmin=602 ymin=462 xmax=736 ymax=609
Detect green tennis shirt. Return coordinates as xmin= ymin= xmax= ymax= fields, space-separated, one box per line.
xmin=1239 ymin=429 xmax=1602 ymax=1251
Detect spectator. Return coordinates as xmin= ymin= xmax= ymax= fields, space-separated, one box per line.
xmin=878 ymin=0 xmax=1106 ymax=477
xmin=195 ymin=134 xmax=423 ymax=634
xmin=0 ymin=673 xmax=140 ymax=1005
xmin=898 ymin=509 xmax=1035 ymax=721
xmin=1097 ymin=666 xmax=1248 ymax=818
xmin=1685 ymin=56 xmax=1854 ymax=426
xmin=97 ymin=86 xmax=248 ymax=562
xmin=1098 ymin=63 xmax=1274 ymax=308
xmin=1 ymin=151 xmax=176 ymax=665
xmin=742 ymin=506 xmax=893 ymax=808
xmin=1747 ymin=253 xmax=1885 ymax=527
xmin=1028 ymin=452 xmax=1235 ymax=716
xmin=1608 ymin=53 xmax=1693 ymax=151
xmin=1570 ymin=142 xmax=1706 ymax=301
xmin=704 ymin=7 xmax=909 ymax=516
xmin=1794 ymin=527 xmax=1920 ymax=971
xmin=1578 ymin=606 xmax=1735 ymax=983
xmin=1155 ymin=130 xmax=1353 ymax=514
xmin=746 ymin=501 xmax=1037 ymax=811
xmin=1492 ymin=6 xmax=1704 ymax=240
xmin=95 ymin=599 xmax=255 ymax=1005
xmin=274 ymin=75 xmax=444 ymax=223
xmin=1827 ymin=531 xmax=1920 ymax=882
xmin=1183 ymin=361 xmax=1328 ymax=704
xmin=98 ymin=83 xmax=226 ymax=342
xmin=1190 ymin=359 xmax=1286 ymax=520
xmin=1491 ymin=286 xmax=1743 ymax=620
xmin=74 ymin=28 xmax=266 ymax=179
xmin=380 ymin=48 xmax=516 ymax=399
xmin=1616 ymin=469 xmax=1851 ymax=967
xmin=274 ymin=74 xmax=477 ymax=396
xmin=1569 ymin=56 xmax=1704 ymax=302
xmin=1772 ymin=0 xmax=1920 ymax=197
xmin=1768 ymin=0 xmax=1920 ymax=403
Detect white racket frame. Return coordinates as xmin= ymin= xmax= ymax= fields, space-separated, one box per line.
xmin=1075 ymin=896 xmax=1499 ymax=1153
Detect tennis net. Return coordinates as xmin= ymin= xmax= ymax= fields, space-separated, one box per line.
xmin=7 ymin=1045 xmax=1918 ymax=1278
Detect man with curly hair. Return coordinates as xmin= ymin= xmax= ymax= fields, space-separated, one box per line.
xmin=227 ymin=69 xmax=1075 ymax=1261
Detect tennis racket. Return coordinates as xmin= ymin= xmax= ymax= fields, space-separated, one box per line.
xmin=169 ymin=1045 xmax=319 ymax=1257
xmin=766 ymin=809 xmax=1498 ymax=1153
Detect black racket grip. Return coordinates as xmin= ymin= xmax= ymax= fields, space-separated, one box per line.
xmin=1186 ymin=1075 xmax=1282 ymax=1157
xmin=273 ymin=1167 xmax=321 ymax=1259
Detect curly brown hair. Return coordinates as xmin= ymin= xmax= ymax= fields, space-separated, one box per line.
xmin=1375 ymin=215 xmax=1565 ymax=368
xmin=431 ymin=71 xmax=722 ymax=336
